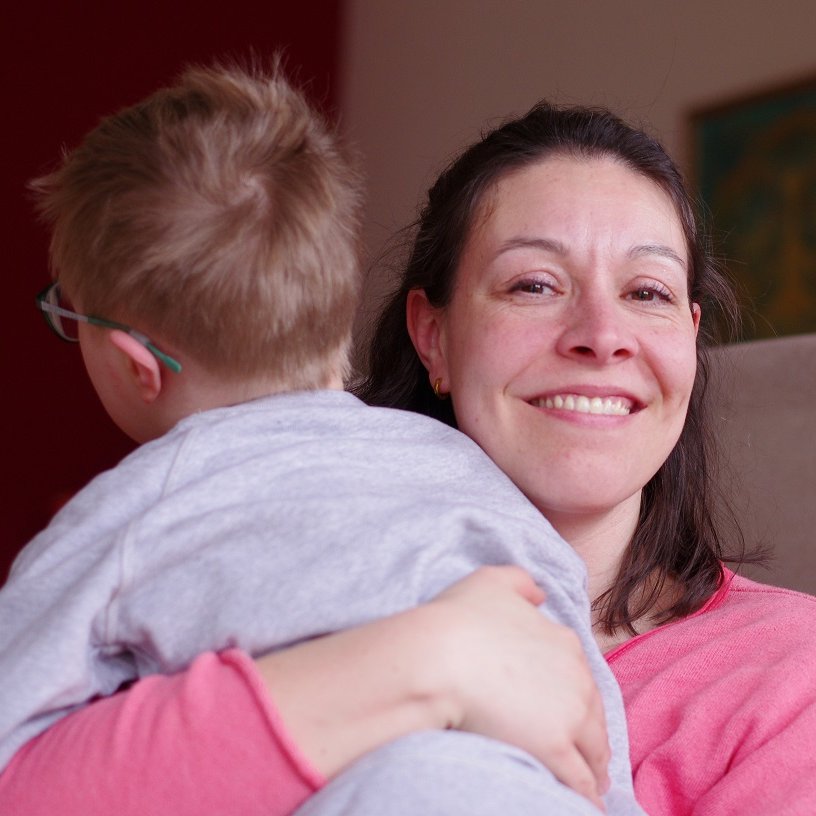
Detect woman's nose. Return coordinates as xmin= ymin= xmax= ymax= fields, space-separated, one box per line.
xmin=555 ymin=295 xmax=639 ymax=364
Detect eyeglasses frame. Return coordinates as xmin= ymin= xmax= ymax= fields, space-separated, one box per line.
xmin=35 ymin=282 xmax=182 ymax=373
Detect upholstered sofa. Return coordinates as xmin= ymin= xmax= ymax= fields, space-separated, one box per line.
xmin=709 ymin=333 xmax=816 ymax=596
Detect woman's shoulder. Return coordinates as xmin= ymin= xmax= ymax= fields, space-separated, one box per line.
xmin=608 ymin=566 xmax=816 ymax=674
xmin=718 ymin=568 xmax=816 ymax=621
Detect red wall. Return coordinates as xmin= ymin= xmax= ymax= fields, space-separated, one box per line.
xmin=3 ymin=1 xmax=344 ymax=580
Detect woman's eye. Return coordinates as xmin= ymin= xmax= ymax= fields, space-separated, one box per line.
xmin=511 ymin=278 xmax=556 ymax=296
xmin=628 ymin=285 xmax=673 ymax=303
xmin=633 ymin=288 xmax=656 ymax=301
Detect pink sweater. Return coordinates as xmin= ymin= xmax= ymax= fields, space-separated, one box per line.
xmin=607 ymin=569 xmax=816 ymax=814
xmin=2 ymin=569 xmax=814 ymax=815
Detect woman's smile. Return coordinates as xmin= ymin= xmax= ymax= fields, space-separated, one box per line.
xmin=528 ymin=394 xmax=635 ymax=417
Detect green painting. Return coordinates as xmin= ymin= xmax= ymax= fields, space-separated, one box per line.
xmin=691 ymin=76 xmax=816 ymax=339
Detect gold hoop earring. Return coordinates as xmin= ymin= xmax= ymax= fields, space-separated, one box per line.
xmin=433 ymin=377 xmax=448 ymax=400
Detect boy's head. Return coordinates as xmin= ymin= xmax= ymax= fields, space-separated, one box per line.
xmin=32 ymin=61 xmax=363 ymax=392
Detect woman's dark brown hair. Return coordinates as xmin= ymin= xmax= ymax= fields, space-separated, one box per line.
xmin=356 ymin=101 xmax=746 ymax=634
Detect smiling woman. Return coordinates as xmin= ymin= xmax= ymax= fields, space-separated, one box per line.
xmin=357 ymin=100 xmax=816 ymax=812
xmin=358 ymin=104 xmax=730 ymax=639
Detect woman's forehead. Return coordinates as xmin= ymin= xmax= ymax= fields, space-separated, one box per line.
xmin=465 ymin=156 xmax=687 ymax=261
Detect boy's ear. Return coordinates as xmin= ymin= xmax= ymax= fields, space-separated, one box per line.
xmin=108 ymin=330 xmax=163 ymax=404
xmin=406 ymin=289 xmax=450 ymax=391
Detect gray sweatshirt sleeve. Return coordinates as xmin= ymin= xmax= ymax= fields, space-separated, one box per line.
xmin=0 ymin=527 xmax=133 ymax=769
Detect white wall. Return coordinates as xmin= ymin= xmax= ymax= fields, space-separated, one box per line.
xmin=340 ymin=0 xmax=816 ymax=323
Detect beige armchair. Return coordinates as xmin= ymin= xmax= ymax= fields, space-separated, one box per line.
xmin=709 ymin=333 xmax=816 ymax=596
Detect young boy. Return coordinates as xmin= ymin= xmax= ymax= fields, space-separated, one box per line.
xmin=0 ymin=64 xmax=642 ymax=815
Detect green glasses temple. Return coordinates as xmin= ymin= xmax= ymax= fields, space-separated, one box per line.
xmin=36 ymin=284 xmax=182 ymax=374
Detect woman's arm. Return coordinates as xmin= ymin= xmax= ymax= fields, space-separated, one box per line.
xmin=0 ymin=567 xmax=609 ymax=815
xmin=0 ymin=649 xmax=319 ymax=816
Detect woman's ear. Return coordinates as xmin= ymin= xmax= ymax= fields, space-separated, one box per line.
xmin=406 ymin=289 xmax=450 ymax=388
xmin=691 ymin=302 xmax=701 ymax=337
xmin=108 ymin=330 xmax=163 ymax=404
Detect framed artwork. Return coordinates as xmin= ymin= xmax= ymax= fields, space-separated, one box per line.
xmin=689 ymin=74 xmax=816 ymax=340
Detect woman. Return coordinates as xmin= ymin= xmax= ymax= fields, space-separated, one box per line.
xmin=359 ymin=100 xmax=727 ymax=643
xmin=356 ymin=101 xmax=816 ymax=813
xmin=4 ymin=102 xmax=816 ymax=815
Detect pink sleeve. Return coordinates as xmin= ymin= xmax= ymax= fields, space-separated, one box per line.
xmin=0 ymin=649 xmax=325 ymax=816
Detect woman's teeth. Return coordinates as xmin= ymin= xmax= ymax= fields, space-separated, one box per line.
xmin=534 ymin=395 xmax=632 ymax=415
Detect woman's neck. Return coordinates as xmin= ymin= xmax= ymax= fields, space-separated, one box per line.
xmin=546 ymin=491 xmax=683 ymax=651
xmin=546 ymin=492 xmax=641 ymax=599
xmin=544 ymin=492 xmax=643 ymax=650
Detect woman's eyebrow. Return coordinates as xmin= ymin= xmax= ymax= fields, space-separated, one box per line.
xmin=628 ymin=244 xmax=687 ymax=268
xmin=495 ymin=237 xmax=567 ymax=257
xmin=493 ymin=238 xmax=687 ymax=270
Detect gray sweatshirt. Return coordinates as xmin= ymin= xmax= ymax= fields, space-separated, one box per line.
xmin=0 ymin=390 xmax=643 ymax=814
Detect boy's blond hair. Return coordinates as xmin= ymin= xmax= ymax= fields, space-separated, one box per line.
xmin=31 ymin=61 xmax=362 ymax=387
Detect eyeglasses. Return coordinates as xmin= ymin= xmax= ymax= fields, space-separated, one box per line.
xmin=35 ymin=282 xmax=182 ymax=373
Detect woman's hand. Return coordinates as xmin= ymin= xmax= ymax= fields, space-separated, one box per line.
xmin=260 ymin=565 xmax=610 ymax=810
xmin=429 ymin=566 xmax=610 ymax=810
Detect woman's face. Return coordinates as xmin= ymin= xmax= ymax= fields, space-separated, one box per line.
xmin=420 ymin=155 xmax=700 ymax=525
